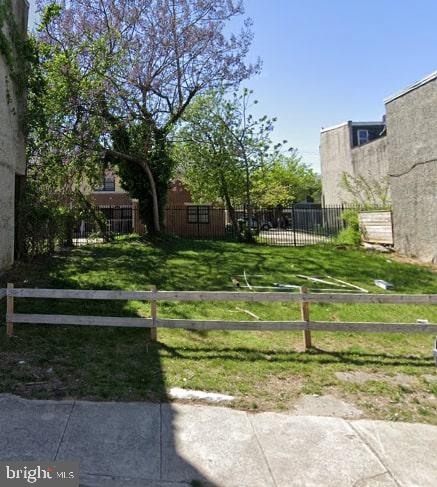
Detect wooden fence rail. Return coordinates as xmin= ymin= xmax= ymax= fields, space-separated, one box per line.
xmin=2 ymin=284 xmax=437 ymax=351
xmin=6 ymin=287 xmax=437 ymax=304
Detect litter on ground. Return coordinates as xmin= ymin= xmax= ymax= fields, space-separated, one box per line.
xmin=243 ymin=270 xmax=253 ymax=291
xmin=273 ymin=283 xmax=301 ymax=289
xmin=235 ymin=307 xmax=260 ymax=320
xmin=326 ymin=276 xmax=369 ymax=293
xmin=169 ymin=388 xmax=235 ymax=403
xmin=374 ymin=279 xmax=394 ymax=290
xmin=296 ymin=275 xmax=346 ymax=287
xmin=231 ymin=270 xmax=369 ymax=294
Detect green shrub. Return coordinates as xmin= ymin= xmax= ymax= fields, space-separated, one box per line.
xmin=336 ymin=209 xmax=361 ymax=246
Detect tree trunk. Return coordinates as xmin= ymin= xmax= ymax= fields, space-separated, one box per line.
xmin=140 ymin=160 xmax=161 ymax=234
xmin=222 ymin=187 xmax=240 ymax=240
xmin=64 ymin=215 xmax=74 ymax=247
xmin=105 ymin=148 xmax=162 ymax=235
xmin=244 ymin=160 xmax=255 ymax=243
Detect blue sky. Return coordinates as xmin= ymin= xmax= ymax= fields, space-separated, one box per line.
xmin=28 ymin=0 xmax=437 ymax=172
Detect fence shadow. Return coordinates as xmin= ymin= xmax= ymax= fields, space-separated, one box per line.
xmin=0 ymin=320 xmax=217 ymax=486
xmin=158 ymin=343 xmax=434 ymax=368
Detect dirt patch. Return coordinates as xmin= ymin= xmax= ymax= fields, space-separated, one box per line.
xmin=390 ymin=373 xmax=420 ymax=387
xmin=335 ymin=371 xmax=419 ymax=387
xmin=390 ymin=253 xmax=437 ymax=272
xmin=423 ymin=374 xmax=437 ymax=384
xmin=292 ymin=394 xmax=363 ymax=418
xmin=12 ymin=378 xmax=68 ymax=399
xmin=232 ymin=375 xmax=305 ymax=411
xmin=335 ymin=371 xmax=381 ymax=385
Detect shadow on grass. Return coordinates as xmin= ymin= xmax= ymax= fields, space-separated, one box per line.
xmin=4 ymin=237 xmax=437 ymax=294
xmin=1 ymin=238 xmax=437 ymax=483
xmin=159 ymin=344 xmax=434 ymax=368
xmin=0 ymin=323 xmax=217 ymax=486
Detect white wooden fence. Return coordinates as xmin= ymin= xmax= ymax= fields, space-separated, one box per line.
xmin=2 ymin=284 xmax=437 ymax=351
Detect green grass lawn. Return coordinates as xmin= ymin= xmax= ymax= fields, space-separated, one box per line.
xmin=1 ymin=237 xmax=436 ymax=423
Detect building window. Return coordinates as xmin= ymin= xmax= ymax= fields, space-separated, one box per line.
xmin=187 ymin=206 xmax=210 ymax=224
xmin=357 ymin=129 xmax=369 ymax=146
xmin=95 ymin=175 xmax=115 ymax=192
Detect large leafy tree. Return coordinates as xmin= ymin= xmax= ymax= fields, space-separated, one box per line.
xmin=251 ymin=155 xmax=321 ymax=207
xmin=35 ymin=0 xmax=259 ymax=233
xmin=175 ymin=91 xmax=244 ymax=234
xmin=176 ymin=89 xmax=287 ymax=238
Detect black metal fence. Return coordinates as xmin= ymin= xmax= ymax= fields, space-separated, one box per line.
xmin=163 ymin=205 xmax=347 ymax=246
xmin=71 ymin=204 xmax=350 ymax=247
xmin=77 ymin=205 xmax=346 ymax=246
xmin=72 ymin=205 xmax=139 ymax=245
xmin=73 ymin=204 xmax=346 ymax=246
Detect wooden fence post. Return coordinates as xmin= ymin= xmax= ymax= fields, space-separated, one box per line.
xmin=150 ymin=285 xmax=157 ymax=342
xmin=6 ymin=283 xmax=14 ymax=337
xmin=300 ymin=286 xmax=312 ymax=350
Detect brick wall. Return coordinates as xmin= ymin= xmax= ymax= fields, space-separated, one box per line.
xmin=167 ymin=179 xmax=192 ymax=207
xmin=164 ymin=207 xmax=227 ymax=237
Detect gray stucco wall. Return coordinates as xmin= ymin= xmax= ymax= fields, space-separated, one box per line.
xmin=0 ymin=0 xmax=28 ymax=271
xmin=386 ymin=77 xmax=437 ymax=263
xmin=320 ymin=123 xmax=355 ymax=205
xmin=320 ymin=123 xmax=389 ymax=205
xmin=352 ymin=136 xmax=390 ymax=187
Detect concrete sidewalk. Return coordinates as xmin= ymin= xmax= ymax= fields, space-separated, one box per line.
xmin=0 ymin=394 xmax=436 ymax=487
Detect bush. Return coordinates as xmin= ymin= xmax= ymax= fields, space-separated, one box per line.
xmin=336 ymin=209 xmax=361 ymax=246
xmin=15 ymin=181 xmax=112 ymax=260
xmin=16 ymin=194 xmax=71 ymax=259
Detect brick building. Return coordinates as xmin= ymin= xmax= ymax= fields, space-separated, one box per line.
xmin=88 ymin=172 xmax=226 ymax=237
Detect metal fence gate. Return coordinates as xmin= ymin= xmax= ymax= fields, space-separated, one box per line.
xmin=73 ymin=205 xmax=137 ymax=244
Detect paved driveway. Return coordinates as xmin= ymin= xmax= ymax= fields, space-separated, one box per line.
xmin=1 ymin=394 xmax=436 ymax=486
xmin=258 ymin=229 xmax=330 ymax=246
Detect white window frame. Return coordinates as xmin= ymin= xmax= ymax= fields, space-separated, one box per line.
xmin=357 ymin=129 xmax=369 ymax=146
